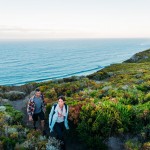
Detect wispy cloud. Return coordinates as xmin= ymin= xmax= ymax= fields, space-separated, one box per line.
xmin=0 ymin=25 xmax=54 ymax=32
xmin=0 ymin=25 xmax=101 ymax=39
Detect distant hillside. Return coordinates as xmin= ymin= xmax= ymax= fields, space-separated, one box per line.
xmin=124 ymin=49 xmax=150 ymax=63
xmin=87 ymin=48 xmax=150 ymax=81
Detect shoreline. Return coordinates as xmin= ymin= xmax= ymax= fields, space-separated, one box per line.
xmin=1 ymin=65 xmax=104 ymax=86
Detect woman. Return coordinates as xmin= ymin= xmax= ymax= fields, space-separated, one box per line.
xmin=49 ymin=96 xmax=69 ymax=141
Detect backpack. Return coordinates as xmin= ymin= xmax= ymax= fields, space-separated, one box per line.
xmin=50 ymin=103 xmax=68 ymax=125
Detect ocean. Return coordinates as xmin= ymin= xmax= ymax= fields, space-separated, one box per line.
xmin=0 ymin=38 xmax=150 ymax=86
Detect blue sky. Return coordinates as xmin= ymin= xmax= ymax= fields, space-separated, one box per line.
xmin=0 ymin=0 xmax=150 ymax=39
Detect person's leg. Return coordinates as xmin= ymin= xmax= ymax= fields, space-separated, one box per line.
xmin=54 ymin=122 xmax=65 ymax=141
xmin=32 ymin=114 xmax=38 ymax=130
xmin=33 ymin=121 xmax=36 ymax=130
xmin=39 ymin=111 xmax=46 ymax=135
xmin=54 ymin=122 xmax=66 ymax=150
xmin=59 ymin=122 xmax=65 ymax=150
xmin=41 ymin=120 xmax=45 ymax=131
xmin=59 ymin=122 xmax=66 ymax=150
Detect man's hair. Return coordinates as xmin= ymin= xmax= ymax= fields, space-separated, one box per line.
xmin=35 ymin=88 xmax=41 ymax=92
xmin=58 ymin=95 xmax=65 ymax=101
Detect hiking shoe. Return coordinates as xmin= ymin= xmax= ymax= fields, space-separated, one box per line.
xmin=60 ymin=142 xmax=65 ymax=150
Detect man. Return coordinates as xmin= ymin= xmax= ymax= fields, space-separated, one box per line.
xmin=49 ymin=96 xmax=69 ymax=142
xmin=27 ymin=88 xmax=46 ymax=135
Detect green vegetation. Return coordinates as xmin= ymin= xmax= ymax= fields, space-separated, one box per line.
xmin=0 ymin=104 xmax=27 ymax=149
xmin=0 ymin=104 xmax=61 ymax=150
xmin=40 ymin=49 xmax=150 ymax=149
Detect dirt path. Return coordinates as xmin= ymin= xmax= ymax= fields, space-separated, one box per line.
xmin=9 ymin=94 xmax=34 ymax=128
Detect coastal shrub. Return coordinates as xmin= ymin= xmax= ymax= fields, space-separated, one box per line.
xmin=134 ymin=102 xmax=150 ymax=130
xmin=3 ymin=91 xmax=26 ymax=101
xmin=45 ymin=103 xmax=56 ymax=119
xmin=77 ymin=106 xmax=107 ymax=148
xmin=0 ymin=105 xmax=28 ymax=150
xmin=4 ymin=104 xmax=23 ymax=124
xmin=87 ymin=70 xmax=110 ymax=80
xmin=39 ymin=85 xmax=50 ymax=93
xmin=124 ymin=139 xmax=142 ymax=150
xmin=14 ymin=130 xmax=47 ymax=150
xmin=46 ymin=137 xmax=62 ymax=150
xmin=40 ymin=78 xmax=99 ymax=101
xmin=144 ymin=92 xmax=150 ymax=103
xmin=136 ymin=81 xmax=150 ymax=92
xmin=45 ymin=88 xmax=57 ymax=99
xmin=0 ymin=136 xmax=16 ymax=150
xmin=76 ymin=101 xmax=142 ymax=148
xmin=140 ymin=124 xmax=150 ymax=141
xmin=63 ymin=76 xmax=81 ymax=82
xmin=68 ymin=103 xmax=83 ymax=124
xmin=0 ymin=106 xmax=6 ymax=112
xmin=105 ymin=88 xmax=145 ymax=105
xmin=142 ymin=141 xmax=150 ymax=150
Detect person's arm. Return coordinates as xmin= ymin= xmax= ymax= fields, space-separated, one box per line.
xmin=49 ymin=105 xmax=54 ymax=132
xmin=27 ymin=98 xmax=35 ymax=121
xmin=65 ymin=105 xmax=69 ymax=130
xmin=42 ymin=100 xmax=46 ymax=113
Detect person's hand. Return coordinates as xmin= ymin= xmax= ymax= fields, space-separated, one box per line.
xmin=29 ymin=115 xmax=33 ymax=121
xmin=50 ymin=129 xmax=53 ymax=133
xmin=66 ymin=128 xmax=70 ymax=135
xmin=66 ymin=126 xmax=69 ymax=130
xmin=43 ymin=108 xmax=46 ymax=113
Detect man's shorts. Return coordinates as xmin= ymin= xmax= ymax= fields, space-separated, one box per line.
xmin=32 ymin=111 xmax=45 ymax=121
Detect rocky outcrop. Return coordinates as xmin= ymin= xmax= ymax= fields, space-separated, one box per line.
xmin=124 ymin=49 xmax=150 ymax=63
